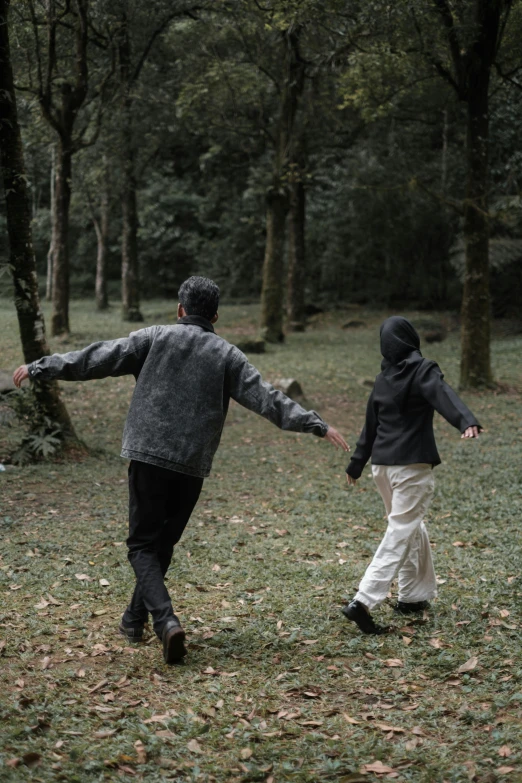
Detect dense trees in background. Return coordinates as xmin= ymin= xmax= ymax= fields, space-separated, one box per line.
xmin=1 ymin=0 xmax=522 ymax=386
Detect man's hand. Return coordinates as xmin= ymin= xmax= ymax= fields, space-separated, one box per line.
xmin=346 ymin=474 xmax=357 ymax=486
xmin=13 ymin=365 xmax=29 ymax=388
xmin=461 ymin=425 xmax=481 ymax=439
xmin=324 ymin=426 xmax=349 ymax=452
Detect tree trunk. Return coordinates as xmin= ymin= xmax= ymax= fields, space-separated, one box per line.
xmin=259 ymin=26 xmax=304 ymax=343
xmin=51 ymin=138 xmax=72 ymax=336
xmin=260 ymin=190 xmax=288 ymax=343
xmin=287 ymin=169 xmax=306 ymax=332
xmin=95 ymin=165 xmax=109 ymax=311
xmin=121 ymin=144 xmax=143 ymax=322
xmin=46 ymin=145 xmax=55 ymax=301
xmin=459 ymin=84 xmax=493 ymax=388
xmin=119 ymin=20 xmax=143 ymax=323
xmin=0 ymin=0 xmax=77 ymax=443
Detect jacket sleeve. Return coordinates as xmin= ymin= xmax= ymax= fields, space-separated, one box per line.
xmin=417 ymin=361 xmax=481 ymax=432
xmin=27 ymin=328 xmax=155 ymax=382
xmin=227 ymin=349 xmax=328 ymax=437
xmin=346 ymin=388 xmax=378 ymax=479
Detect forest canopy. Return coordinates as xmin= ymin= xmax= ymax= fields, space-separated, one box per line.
xmin=1 ymin=0 xmax=522 ymax=386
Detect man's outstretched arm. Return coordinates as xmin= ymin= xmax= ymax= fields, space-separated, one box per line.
xmin=228 ymin=349 xmax=349 ymax=451
xmin=13 ymin=328 xmax=155 ymax=387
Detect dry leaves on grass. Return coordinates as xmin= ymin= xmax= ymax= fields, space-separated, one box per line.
xmin=187 ymin=739 xmax=203 ymax=754
xmin=498 ymin=746 xmax=512 ymax=757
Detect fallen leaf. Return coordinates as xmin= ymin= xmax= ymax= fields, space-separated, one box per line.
xmin=458 ymin=656 xmax=478 ymax=674
xmin=143 ymin=714 xmax=170 ymax=724
xmin=75 ymin=573 xmax=90 ymax=581
xmin=452 ymin=541 xmax=465 ymax=547
xmin=187 ymin=739 xmax=203 ymax=754
xmin=88 ymin=679 xmax=109 ymax=694
xmin=361 ymin=760 xmax=395 ymax=774
xmin=498 ymin=746 xmax=512 ymax=758
xmin=429 ymin=638 xmax=444 ymax=649
xmin=134 ymin=740 xmax=147 ymax=764
xmin=402 ymin=636 xmax=412 ymax=646
xmin=496 ymin=767 xmax=515 ymax=775
xmin=240 ymin=748 xmax=253 ymax=760
xmin=34 ymin=598 xmax=50 ymax=610
xmin=41 ymin=656 xmax=51 ymax=670
xmin=343 ymin=714 xmax=360 ymax=724
xmin=211 ymin=564 xmax=221 ymax=572
xmin=375 ymin=723 xmax=405 ymax=733
xmin=99 ymin=579 xmax=110 ymax=587
xmin=499 ymin=609 xmax=510 ymax=618
xmin=301 ymin=640 xmax=319 ymax=645
xmin=384 ymin=659 xmax=403 ymax=668
xmin=95 ymin=729 xmax=117 ymax=739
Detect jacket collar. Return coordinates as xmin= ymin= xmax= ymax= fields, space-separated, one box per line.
xmin=177 ymin=314 xmax=215 ymax=333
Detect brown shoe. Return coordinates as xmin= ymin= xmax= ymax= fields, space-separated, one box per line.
xmin=162 ymin=616 xmax=187 ymax=664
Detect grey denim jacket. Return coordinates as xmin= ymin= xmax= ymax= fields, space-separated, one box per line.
xmin=28 ymin=316 xmax=329 ymax=477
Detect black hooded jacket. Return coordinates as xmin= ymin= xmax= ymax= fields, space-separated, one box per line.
xmin=346 ymin=317 xmax=481 ymax=479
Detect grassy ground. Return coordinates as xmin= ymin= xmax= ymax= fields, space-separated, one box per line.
xmin=0 ymin=299 xmax=521 ymax=783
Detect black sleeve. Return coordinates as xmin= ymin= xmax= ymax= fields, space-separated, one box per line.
xmin=346 ymin=389 xmax=378 ymax=479
xmin=417 ymin=361 xmax=481 ymax=433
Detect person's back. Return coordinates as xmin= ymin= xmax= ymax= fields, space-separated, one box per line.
xmin=123 ymin=320 xmax=239 ymax=476
xmin=343 ymin=316 xmax=481 ymax=635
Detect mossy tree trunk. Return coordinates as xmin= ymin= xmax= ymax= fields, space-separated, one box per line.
xmin=0 ymin=0 xmax=77 ymax=443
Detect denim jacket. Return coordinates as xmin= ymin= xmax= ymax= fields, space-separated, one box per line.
xmin=28 ymin=316 xmax=328 ymax=477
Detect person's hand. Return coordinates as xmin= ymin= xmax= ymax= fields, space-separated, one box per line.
xmin=13 ymin=365 xmax=29 ymax=388
xmin=324 ymin=426 xmax=350 ymax=452
xmin=461 ymin=425 xmax=481 ymax=439
xmin=346 ymin=474 xmax=357 ymax=486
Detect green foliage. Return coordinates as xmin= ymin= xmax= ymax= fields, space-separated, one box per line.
xmin=1 ymin=389 xmax=62 ymax=465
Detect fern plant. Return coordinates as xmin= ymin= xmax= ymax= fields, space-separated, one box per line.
xmin=0 ymin=389 xmax=62 ymax=465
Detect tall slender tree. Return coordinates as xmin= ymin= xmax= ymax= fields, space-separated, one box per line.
xmin=259 ymin=23 xmax=305 ymax=343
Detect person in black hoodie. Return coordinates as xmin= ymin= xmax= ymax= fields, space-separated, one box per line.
xmin=342 ymin=316 xmax=482 ymax=634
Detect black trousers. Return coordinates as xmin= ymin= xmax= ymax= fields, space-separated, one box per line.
xmin=122 ymin=460 xmax=203 ymax=636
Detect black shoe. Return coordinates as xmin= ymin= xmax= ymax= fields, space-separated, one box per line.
xmin=118 ymin=622 xmax=144 ymax=643
xmin=342 ymin=600 xmax=390 ymax=635
xmin=393 ymin=600 xmax=430 ymax=615
xmin=162 ymin=616 xmax=187 ymax=664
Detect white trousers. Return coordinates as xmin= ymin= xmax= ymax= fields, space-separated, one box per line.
xmin=355 ymin=463 xmax=437 ymax=611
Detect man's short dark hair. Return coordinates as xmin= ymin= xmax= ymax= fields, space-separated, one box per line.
xmin=178 ymin=276 xmax=220 ymax=321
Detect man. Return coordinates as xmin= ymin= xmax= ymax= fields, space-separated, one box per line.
xmin=14 ymin=276 xmax=348 ymax=664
